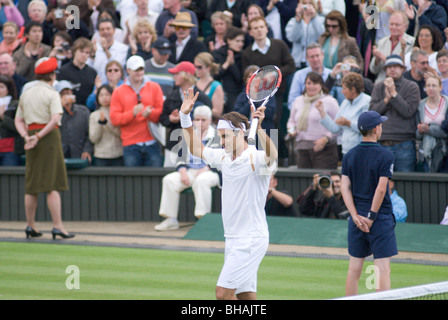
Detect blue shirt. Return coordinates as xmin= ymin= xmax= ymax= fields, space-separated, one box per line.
xmin=390 ymin=190 xmax=408 ymax=223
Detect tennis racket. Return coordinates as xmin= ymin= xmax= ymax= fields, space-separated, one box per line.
xmin=246 ymin=65 xmax=282 ymax=144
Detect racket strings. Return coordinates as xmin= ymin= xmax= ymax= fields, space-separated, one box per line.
xmin=247 ymin=67 xmax=281 ymax=102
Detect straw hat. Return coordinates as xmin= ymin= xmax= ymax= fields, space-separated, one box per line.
xmin=169 ymin=12 xmax=196 ymax=28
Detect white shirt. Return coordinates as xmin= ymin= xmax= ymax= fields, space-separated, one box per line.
xmin=251 ymin=37 xmax=271 ymax=55
xmin=176 ymin=35 xmax=191 ymax=61
xmin=202 ymin=146 xmax=277 ymax=238
xmin=88 ymin=41 xmax=129 ymax=83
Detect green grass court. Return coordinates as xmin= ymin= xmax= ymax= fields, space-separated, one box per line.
xmin=1 ymin=242 xmax=447 ymax=300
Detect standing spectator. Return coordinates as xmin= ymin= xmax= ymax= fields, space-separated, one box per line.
xmin=211 ymin=26 xmax=245 ymax=113
xmin=167 ymin=12 xmax=207 ymax=64
xmin=118 ymin=0 xmax=163 ymax=34
xmin=318 ymin=10 xmax=363 ymax=72
xmin=14 ymin=57 xmax=74 ymax=239
xmin=91 ymin=8 xmax=125 ymax=43
xmin=49 ymin=31 xmax=72 ymax=68
xmin=369 ymin=54 xmax=420 ymax=172
xmin=123 ymin=0 xmax=159 ymax=43
xmin=155 ymin=0 xmax=199 ymax=42
xmin=57 ymin=37 xmax=97 ymax=106
xmin=403 ymin=49 xmax=429 ymax=99
xmin=0 ymin=52 xmax=27 ymax=96
xmin=255 ymin=0 xmax=296 ymax=45
xmin=88 ymin=19 xmax=128 ymax=83
xmin=57 ymin=80 xmax=93 ymax=164
xmin=0 ymin=22 xmax=21 ymax=55
xmin=69 ymin=0 xmax=116 ymax=35
xmin=206 ymin=0 xmax=250 ymax=28
xmin=405 ymin=0 xmax=447 ymax=41
xmin=89 ymin=84 xmax=124 ymax=166
xmin=415 ymin=74 xmax=448 ymax=172
xmin=13 ymin=21 xmax=51 ymax=82
xmin=285 ymin=0 xmax=325 ymax=69
xmin=437 ymin=49 xmax=448 ymax=96
xmin=287 ymin=72 xmax=339 ymax=169
xmin=204 ymin=11 xmax=232 ymax=52
xmin=240 ymin=3 xmax=274 ymax=49
xmin=127 ymin=19 xmax=157 ymax=61
xmin=110 ymin=55 xmax=164 ymax=167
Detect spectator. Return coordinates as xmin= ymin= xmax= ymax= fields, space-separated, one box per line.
xmin=233 ymin=64 xmax=276 ymax=136
xmin=127 ymin=18 xmax=157 ymax=61
xmin=265 ymin=174 xmax=295 ymax=217
xmin=123 ymin=0 xmax=159 ymax=44
xmin=318 ymin=0 xmax=346 ymax=17
xmin=318 ymin=10 xmax=363 ymax=72
xmin=389 ymin=179 xmax=408 ymax=223
xmin=167 ymin=12 xmax=207 ymax=64
xmin=118 ymin=0 xmax=163 ymax=33
xmin=89 ymin=84 xmax=124 ymax=166
xmin=255 ymin=0 xmax=296 ymax=45
xmin=437 ymin=49 xmax=448 ymax=96
xmin=56 ymin=80 xmax=93 ymax=164
xmin=240 ymin=3 xmax=274 ymax=49
xmin=204 ymin=11 xmax=232 ymax=52
xmin=296 ymin=172 xmax=348 ymax=219
xmin=89 ymin=19 xmax=128 ymax=83
xmin=159 ymin=61 xmax=211 ymax=167
xmin=49 ymin=31 xmax=72 ymax=68
xmin=69 ymin=0 xmax=116 ymax=35
xmin=405 ymin=0 xmax=447 ymax=41
xmin=369 ymin=11 xmax=415 ymax=84
xmin=288 ymin=43 xmax=332 ymax=110
xmin=155 ymin=105 xmax=220 ymax=231
xmin=91 ymin=7 xmax=125 ymax=43
xmin=26 ymin=0 xmax=47 ymax=26
xmin=110 ymin=55 xmax=164 ymax=167
xmin=316 ymin=72 xmax=371 ymax=157
xmin=285 ymin=0 xmax=325 ymax=69
xmin=0 ymin=74 xmax=21 ymax=165
xmin=0 ymin=22 xmax=21 ymax=55
xmin=415 ymin=74 xmax=448 ymax=172
xmin=404 ymin=25 xmax=444 ymax=72
xmin=211 ymin=26 xmax=245 ymax=113
xmin=369 ymin=54 xmax=420 ymax=172
xmin=287 ymin=72 xmax=339 ymax=169
xmin=194 ymin=52 xmax=224 ymax=121
xmin=86 ymin=60 xmax=124 ymax=111
xmin=13 ymin=21 xmax=51 ymax=82
xmin=403 ymin=49 xmax=429 ymax=99
xmin=57 ymin=37 xmax=97 ymax=107
xmin=0 ymin=0 xmax=24 ymax=30
xmin=144 ymin=36 xmax=175 ymax=99
xmin=155 ymin=0 xmax=199 ymax=42
xmin=0 ymin=52 xmax=27 ymax=96
xmin=206 ymin=0 xmax=250 ymax=28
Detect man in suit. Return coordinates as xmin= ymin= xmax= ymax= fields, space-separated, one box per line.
xmin=168 ymin=12 xmax=207 ymax=64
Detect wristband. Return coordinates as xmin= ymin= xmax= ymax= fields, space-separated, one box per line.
xmin=179 ymin=111 xmax=192 ymax=128
xmin=367 ymin=210 xmax=378 ymax=221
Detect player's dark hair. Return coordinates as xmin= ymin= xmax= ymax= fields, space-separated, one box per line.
xmin=220 ymin=112 xmax=250 ymax=141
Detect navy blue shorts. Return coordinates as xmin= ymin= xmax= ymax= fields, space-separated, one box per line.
xmin=348 ymin=213 xmax=398 ymax=259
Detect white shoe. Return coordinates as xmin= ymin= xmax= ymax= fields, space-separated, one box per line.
xmin=154 ymin=218 xmax=179 ymax=231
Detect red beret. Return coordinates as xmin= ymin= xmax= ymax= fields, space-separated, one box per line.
xmin=34 ymin=57 xmax=58 ymax=75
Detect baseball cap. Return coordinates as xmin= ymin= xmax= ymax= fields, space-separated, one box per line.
xmin=358 ymin=111 xmax=388 ymax=131
xmin=126 ymin=55 xmax=145 ymax=71
xmin=54 ymin=80 xmax=74 ymax=93
xmin=384 ymin=54 xmax=405 ymax=69
xmin=152 ymin=37 xmax=172 ymax=55
xmin=168 ymin=61 xmax=195 ymax=75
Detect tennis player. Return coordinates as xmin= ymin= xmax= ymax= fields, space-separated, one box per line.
xmin=341 ymin=111 xmax=397 ymax=296
xmin=179 ymin=88 xmax=278 ymax=300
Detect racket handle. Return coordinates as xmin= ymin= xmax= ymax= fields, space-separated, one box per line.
xmin=248 ymin=118 xmax=259 ymax=145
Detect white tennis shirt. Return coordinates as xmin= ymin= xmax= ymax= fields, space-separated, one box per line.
xmin=202 ymin=146 xmax=277 ymax=238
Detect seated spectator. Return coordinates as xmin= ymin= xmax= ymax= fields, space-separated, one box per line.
xmin=89 ymin=84 xmax=124 ymax=166
xmin=296 ymin=172 xmax=348 ymax=219
xmin=155 ymin=105 xmax=220 ymax=231
xmin=415 ymin=74 xmax=448 ymax=172
xmin=123 ymin=0 xmax=159 ymax=44
xmin=204 ymin=11 xmax=232 ymax=52
xmin=403 ymin=49 xmax=429 ymax=99
xmin=127 ymin=19 xmax=157 ymax=61
xmin=211 ymin=26 xmax=245 ymax=113
xmin=89 ymin=19 xmax=128 ymax=83
xmin=110 ymin=55 xmax=164 ymax=167
xmin=0 ymin=74 xmax=21 ymax=165
xmin=404 ymin=25 xmax=444 ymax=72
xmin=57 ymin=37 xmax=97 ymax=107
xmin=316 ymin=72 xmax=371 ymax=157
xmin=285 ymin=0 xmax=325 ymax=69
xmin=13 ymin=21 xmax=51 ymax=82
xmin=389 ymin=179 xmax=408 ymax=223
xmin=194 ymin=52 xmax=224 ymax=121
xmin=0 ymin=52 xmax=27 ymax=96
xmin=86 ymin=60 xmax=124 ymax=111
xmin=318 ymin=10 xmax=363 ymax=72
xmin=57 ymin=80 xmax=93 ymax=164
xmin=405 ymin=0 xmax=447 ymax=41
xmin=0 ymin=22 xmax=21 ymax=55
xmin=91 ymin=7 xmax=125 ymax=43
xmin=159 ymin=61 xmax=212 ymax=167
xmin=437 ymin=49 xmax=448 ymax=96
xmin=168 ymin=12 xmax=207 ymax=64
xmin=287 ymin=72 xmax=339 ymax=169
xmin=49 ymin=31 xmax=72 ymax=68
xmin=233 ymin=64 xmax=276 ymax=136
xmin=265 ymin=174 xmax=296 ymax=217
xmin=370 ymin=11 xmax=415 ymax=83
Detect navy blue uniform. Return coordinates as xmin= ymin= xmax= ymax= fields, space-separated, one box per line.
xmin=342 ymin=142 xmax=398 ymax=259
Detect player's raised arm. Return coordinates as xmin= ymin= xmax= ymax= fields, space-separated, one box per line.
xmin=179 ymin=88 xmax=203 ymax=159
xmin=251 ymin=105 xmax=278 ymax=167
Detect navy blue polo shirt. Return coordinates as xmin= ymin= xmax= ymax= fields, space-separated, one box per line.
xmin=342 ymin=141 xmax=394 ymax=216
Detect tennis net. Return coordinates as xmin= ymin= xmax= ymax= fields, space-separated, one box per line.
xmin=334 ymin=281 xmax=448 ymax=300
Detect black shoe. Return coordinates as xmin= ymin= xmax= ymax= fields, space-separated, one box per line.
xmin=51 ymin=228 xmax=75 ymax=240
xmin=25 ymin=226 xmax=43 ymax=239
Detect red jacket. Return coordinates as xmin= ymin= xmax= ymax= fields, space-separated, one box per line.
xmin=110 ymin=81 xmax=164 ymax=146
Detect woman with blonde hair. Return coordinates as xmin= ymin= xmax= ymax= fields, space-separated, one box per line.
xmin=205 ymin=11 xmax=232 ymax=52
xmin=127 ymin=19 xmax=157 ymax=60
xmin=194 ymin=52 xmax=225 ymax=121
xmin=0 ymin=22 xmax=21 ymax=55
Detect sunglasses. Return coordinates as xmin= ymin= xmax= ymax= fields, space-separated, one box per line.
xmin=175 ymin=26 xmax=190 ymax=31
xmin=326 ymin=24 xmax=339 ymax=29
xmin=194 ymin=65 xmax=204 ymax=70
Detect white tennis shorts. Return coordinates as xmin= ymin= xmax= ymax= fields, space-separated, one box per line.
xmin=217 ymin=236 xmax=269 ymax=294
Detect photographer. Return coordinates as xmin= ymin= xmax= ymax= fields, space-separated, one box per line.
xmin=296 ymin=171 xmax=348 ymax=219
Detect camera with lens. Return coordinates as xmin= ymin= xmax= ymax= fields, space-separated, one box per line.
xmin=54 ymin=8 xmax=64 ymax=19
xmin=318 ymin=174 xmax=332 ymax=189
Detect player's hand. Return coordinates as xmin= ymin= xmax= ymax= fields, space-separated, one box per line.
xmin=251 ymin=105 xmax=266 ymax=129
xmin=180 ymin=88 xmax=199 ymax=115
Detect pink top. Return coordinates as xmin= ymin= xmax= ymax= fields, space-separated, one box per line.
xmin=424 ymin=96 xmax=446 ymax=126
xmin=3 ymin=6 xmax=25 ymax=27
